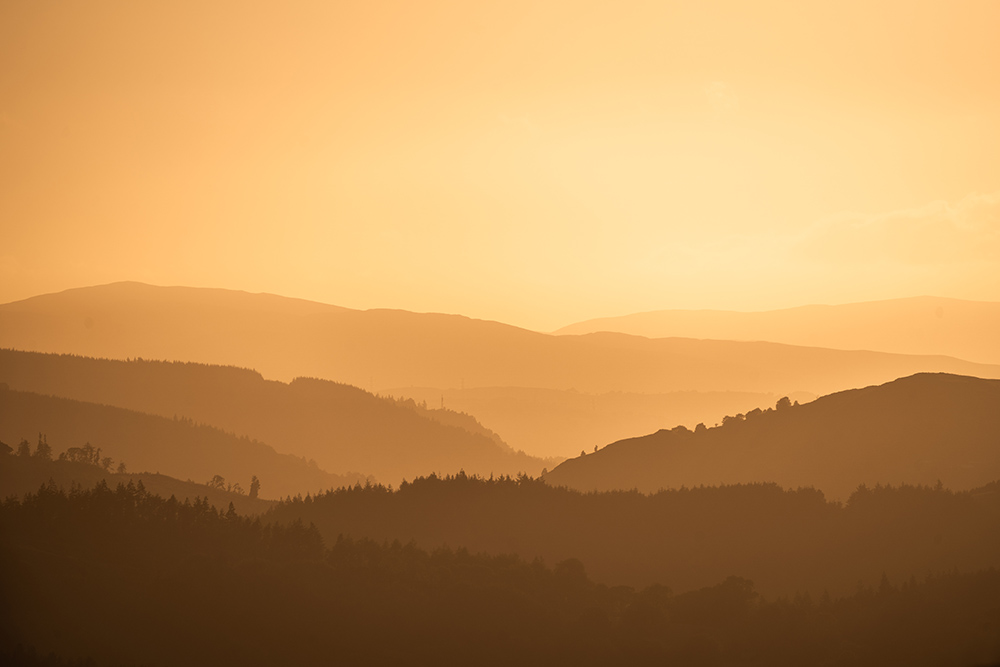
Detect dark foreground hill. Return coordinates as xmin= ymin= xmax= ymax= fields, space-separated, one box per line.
xmin=544 ymin=373 xmax=1000 ymax=500
xmin=0 ymin=349 xmax=552 ymax=482
xmin=0 ymin=389 xmax=364 ymax=499
xmin=267 ymin=472 xmax=1000 ymax=599
xmin=4 ymin=481 xmax=999 ymax=667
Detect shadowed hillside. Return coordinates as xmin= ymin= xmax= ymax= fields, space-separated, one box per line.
xmin=0 ymin=349 xmax=552 ymax=482
xmin=544 ymin=373 xmax=1000 ymax=500
xmin=0 ymin=389 xmax=365 ymax=499
xmin=5 ymin=481 xmax=999 ymax=666
xmin=266 ymin=473 xmax=1000 ymax=599
xmin=555 ymin=296 xmax=1000 ymax=365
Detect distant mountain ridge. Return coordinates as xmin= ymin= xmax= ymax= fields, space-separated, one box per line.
xmin=2 ymin=283 xmax=997 ymax=397
xmin=0 ymin=349 xmax=552 ymax=483
xmin=5 ymin=282 xmax=1000 ymax=459
xmin=544 ymin=373 xmax=1000 ymax=500
xmin=554 ymin=296 xmax=1000 ymax=365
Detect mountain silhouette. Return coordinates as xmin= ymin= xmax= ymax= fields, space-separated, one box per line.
xmin=0 ymin=388 xmax=364 ymax=498
xmin=2 ymin=283 xmax=998 ymax=395
xmin=543 ymin=373 xmax=1000 ymax=500
xmin=0 ymin=349 xmax=551 ymax=482
xmin=554 ymin=296 xmax=1000 ymax=365
xmin=4 ymin=283 xmax=1000 ymax=459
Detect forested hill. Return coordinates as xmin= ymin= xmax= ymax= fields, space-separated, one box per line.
xmin=0 ymin=389 xmax=364 ymax=499
xmin=3 ymin=481 xmax=1000 ymax=667
xmin=544 ymin=373 xmax=1000 ymax=500
xmin=0 ymin=349 xmax=553 ymax=482
xmin=265 ymin=472 xmax=1000 ymax=599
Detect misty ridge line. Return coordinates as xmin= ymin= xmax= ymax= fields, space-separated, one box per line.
xmin=553 ymin=294 xmax=1000 ymax=366
xmin=6 ymin=281 xmax=1000 ymax=351
xmin=4 ymin=282 xmax=999 ymax=461
xmin=0 ymin=283 xmax=996 ymax=394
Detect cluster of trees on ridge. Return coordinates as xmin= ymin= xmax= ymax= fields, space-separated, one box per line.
xmin=7 ymin=434 xmax=127 ymax=475
xmin=6 ymin=433 xmax=259 ymax=500
xmin=3 ymin=481 xmax=999 ymax=667
xmin=0 ymin=435 xmax=272 ymax=516
xmin=0 ymin=388 xmax=369 ymax=499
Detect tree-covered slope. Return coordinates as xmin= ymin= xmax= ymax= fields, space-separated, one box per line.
xmin=266 ymin=472 xmax=1000 ymax=599
xmin=0 ymin=349 xmax=552 ymax=482
xmin=544 ymin=373 xmax=1000 ymax=499
xmin=3 ymin=482 xmax=999 ymax=667
xmin=0 ymin=389 xmax=363 ymax=499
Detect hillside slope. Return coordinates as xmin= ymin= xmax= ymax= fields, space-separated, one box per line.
xmin=0 ymin=450 xmax=274 ymax=513
xmin=0 ymin=349 xmax=551 ymax=482
xmin=544 ymin=373 xmax=1000 ymax=500
xmin=0 ymin=389 xmax=363 ymax=498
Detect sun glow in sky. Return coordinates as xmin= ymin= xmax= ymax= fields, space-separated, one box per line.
xmin=2 ymin=0 xmax=999 ymax=330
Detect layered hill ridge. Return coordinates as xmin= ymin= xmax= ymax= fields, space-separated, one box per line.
xmin=544 ymin=373 xmax=1000 ymax=500
xmin=0 ymin=349 xmax=551 ymax=483
xmin=555 ymin=296 xmax=1000 ymax=365
xmin=1 ymin=283 xmax=999 ymax=396
xmin=5 ymin=282 xmax=1000 ymax=459
xmin=0 ymin=389 xmax=362 ymax=499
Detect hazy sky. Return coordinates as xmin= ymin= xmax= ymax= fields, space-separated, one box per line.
xmin=2 ymin=1 xmax=999 ymax=331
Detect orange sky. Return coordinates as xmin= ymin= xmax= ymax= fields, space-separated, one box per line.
xmin=2 ymin=0 xmax=999 ymax=331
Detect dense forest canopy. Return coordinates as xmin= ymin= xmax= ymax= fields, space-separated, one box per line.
xmin=3 ymin=481 xmax=1000 ymax=667
xmin=266 ymin=471 xmax=1000 ymax=597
